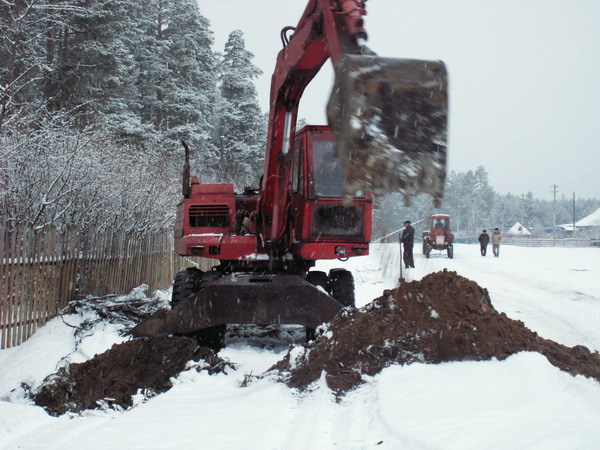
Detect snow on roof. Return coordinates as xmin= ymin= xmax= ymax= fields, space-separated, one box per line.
xmin=576 ymin=208 xmax=600 ymax=227
xmin=507 ymin=222 xmax=532 ymax=236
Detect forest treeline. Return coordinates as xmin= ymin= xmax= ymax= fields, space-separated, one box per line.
xmin=1 ymin=0 xmax=265 ymax=232
xmin=1 ymin=1 xmax=597 ymax=236
xmin=375 ymin=166 xmax=600 ymax=238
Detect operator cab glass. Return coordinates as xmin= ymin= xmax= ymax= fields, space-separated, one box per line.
xmin=313 ymin=140 xmax=343 ymax=197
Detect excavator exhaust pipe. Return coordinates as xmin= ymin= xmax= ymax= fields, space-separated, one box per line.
xmin=327 ymin=55 xmax=448 ymax=206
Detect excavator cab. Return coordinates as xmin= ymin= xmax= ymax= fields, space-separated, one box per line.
xmin=289 ymin=125 xmax=371 ymax=262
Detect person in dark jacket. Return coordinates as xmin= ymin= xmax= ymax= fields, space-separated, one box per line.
xmin=478 ymin=229 xmax=490 ymax=256
xmin=401 ymin=220 xmax=415 ymax=268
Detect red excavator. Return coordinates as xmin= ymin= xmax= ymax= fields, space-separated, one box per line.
xmin=132 ymin=0 xmax=448 ymax=347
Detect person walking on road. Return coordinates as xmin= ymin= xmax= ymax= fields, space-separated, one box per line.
xmin=478 ymin=229 xmax=490 ymax=256
xmin=401 ymin=220 xmax=415 ymax=269
xmin=492 ymin=228 xmax=502 ymax=257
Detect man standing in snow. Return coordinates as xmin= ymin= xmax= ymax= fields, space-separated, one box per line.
xmin=401 ymin=220 xmax=415 ymax=269
xmin=492 ymin=228 xmax=502 ymax=257
xmin=478 ymin=229 xmax=490 ymax=256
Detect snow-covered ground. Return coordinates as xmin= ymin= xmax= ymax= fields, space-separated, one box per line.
xmin=1 ymin=244 xmax=599 ymax=449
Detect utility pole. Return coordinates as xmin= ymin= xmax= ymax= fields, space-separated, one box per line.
xmin=551 ymin=184 xmax=558 ymax=245
xmin=572 ymin=192 xmax=576 ymax=235
xmin=521 ymin=194 xmax=525 ymax=230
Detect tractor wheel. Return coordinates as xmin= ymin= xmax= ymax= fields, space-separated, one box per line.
xmin=306 ymin=271 xmax=330 ymax=293
xmin=425 ymin=244 xmax=431 ymax=259
xmin=172 ymin=267 xmax=203 ymax=307
xmin=329 ymin=269 xmax=355 ymax=308
xmin=447 ymin=245 xmax=454 ymax=259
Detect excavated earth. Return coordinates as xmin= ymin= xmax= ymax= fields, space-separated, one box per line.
xmin=274 ymin=270 xmax=600 ymax=394
xmin=32 ymin=270 xmax=600 ymax=414
xmin=33 ymin=336 xmax=233 ymax=416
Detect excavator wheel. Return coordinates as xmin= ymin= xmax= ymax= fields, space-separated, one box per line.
xmin=172 ymin=268 xmax=226 ymax=351
xmin=329 ymin=269 xmax=355 ymax=308
xmin=193 ymin=324 xmax=227 ymax=351
xmin=306 ymin=271 xmax=330 ymax=293
xmin=305 ymin=270 xmax=331 ymax=342
xmin=172 ymin=267 xmax=202 ymax=307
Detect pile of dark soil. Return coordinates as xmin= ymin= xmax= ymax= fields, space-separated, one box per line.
xmin=33 ymin=336 xmax=233 ymax=416
xmin=275 ymin=270 xmax=600 ymax=394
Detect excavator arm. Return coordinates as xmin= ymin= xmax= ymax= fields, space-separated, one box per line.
xmin=259 ymin=0 xmax=448 ymax=249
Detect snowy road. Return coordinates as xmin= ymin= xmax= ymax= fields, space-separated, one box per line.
xmin=1 ymin=243 xmax=600 ymax=449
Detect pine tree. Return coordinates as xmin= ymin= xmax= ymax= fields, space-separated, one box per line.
xmin=135 ymin=0 xmax=220 ymax=166
xmin=41 ymin=0 xmax=145 ymax=138
xmin=0 ymin=0 xmax=67 ymax=132
xmin=215 ymin=30 xmax=265 ymax=188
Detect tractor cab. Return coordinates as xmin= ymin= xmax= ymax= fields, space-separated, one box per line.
xmin=423 ymin=214 xmax=454 ymax=259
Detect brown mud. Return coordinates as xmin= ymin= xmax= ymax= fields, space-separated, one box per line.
xmin=275 ymin=270 xmax=600 ymax=394
xmin=33 ymin=271 xmax=600 ymax=414
xmin=33 ymin=336 xmax=233 ymax=416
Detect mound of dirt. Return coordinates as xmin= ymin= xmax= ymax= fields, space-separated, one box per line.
xmin=33 ymin=336 xmax=233 ymax=416
xmin=275 ymin=270 xmax=600 ymax=394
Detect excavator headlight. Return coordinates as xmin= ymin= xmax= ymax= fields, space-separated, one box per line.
xmin=335 ymin=246 xmax=347 ymax=256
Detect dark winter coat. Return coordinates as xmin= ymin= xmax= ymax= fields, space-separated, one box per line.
xmin=478 ymin=232 xmax=490 ymax=246
xmin=401 ymin=225 xmax=415 ymax=247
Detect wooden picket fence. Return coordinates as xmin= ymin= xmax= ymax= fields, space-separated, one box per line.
xmin=0 ymin=224 xmax=214 ymax=349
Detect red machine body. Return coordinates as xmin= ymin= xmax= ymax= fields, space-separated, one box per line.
xmin=174 ymin=125 xmax=372 ymax=265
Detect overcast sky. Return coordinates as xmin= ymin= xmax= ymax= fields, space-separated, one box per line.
xmin=197 ymin=0 xmax=600 ymax=201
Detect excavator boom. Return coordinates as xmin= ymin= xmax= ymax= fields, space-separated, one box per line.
xmin=261 ymin=0 xmax=448 ymax=246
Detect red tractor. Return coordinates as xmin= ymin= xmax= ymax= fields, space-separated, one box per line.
xmin=132 ymin=0 xmax=448 ymax=347
xmin=422 ymin=214 xmax=454 ymax=259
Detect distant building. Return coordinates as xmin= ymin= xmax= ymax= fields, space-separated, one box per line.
xmin=506 ymin=222 xmax=532 ymax=236
xmin=557 ymin=208 xmax=600 ymax=238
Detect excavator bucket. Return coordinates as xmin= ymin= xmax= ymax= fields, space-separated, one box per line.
xmin=130 ymin=274 xmax=343 ymax=338
xmin=327 ymin=55 xmax=448 ymax=206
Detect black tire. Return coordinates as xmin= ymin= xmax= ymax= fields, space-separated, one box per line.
xmin=306 ymin=270 xmax=330 ymax=293
xmin=172 ymin=267 xmax=202 ymax=307
xmin=172 ymin=268 xmax=225 ymax=351
xmin=193 ymin=324 xmax=227 ymax=351
xmin=447 ymin=245 xmax=454 ymax=259
xmin=200 ymin=270 xmax=221 ymax=288
xmin=329 ymin=269 xmax=355 ymax=308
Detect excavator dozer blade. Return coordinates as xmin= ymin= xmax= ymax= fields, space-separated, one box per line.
xmin=130 ymin=274 xmax=343 ymax=338
xmin=327 ymin=55 xmax=448 ymax=206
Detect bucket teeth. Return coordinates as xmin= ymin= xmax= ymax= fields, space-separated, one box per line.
xmin=327 ymin=55 xmax=448 ymax=206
